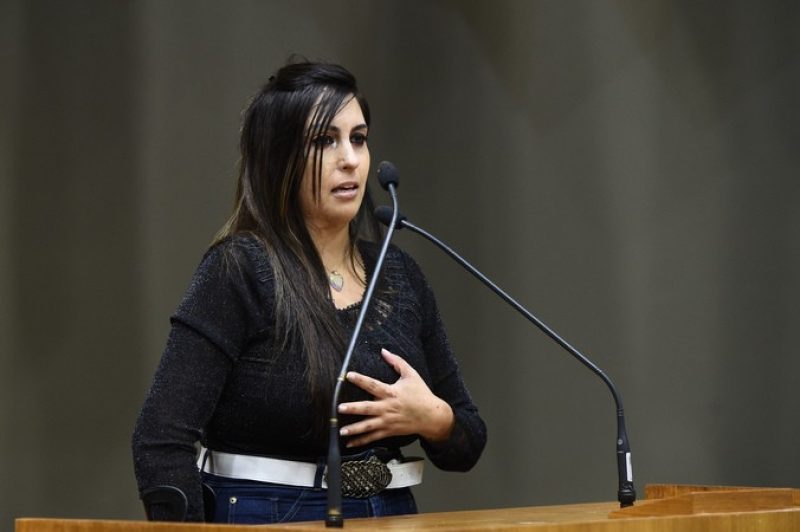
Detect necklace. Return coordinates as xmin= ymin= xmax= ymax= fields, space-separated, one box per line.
xmin=329 ymin=270 xmax=344 ymax=292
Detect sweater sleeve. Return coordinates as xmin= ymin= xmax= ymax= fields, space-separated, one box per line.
xmin=131 ymin=240 xmax=263 ymax=521
xmin=401 ymin=252 xmax=487 ymax=471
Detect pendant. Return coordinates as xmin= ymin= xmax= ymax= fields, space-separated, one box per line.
xmin=329 ymin=270 xmax=344 ymax=292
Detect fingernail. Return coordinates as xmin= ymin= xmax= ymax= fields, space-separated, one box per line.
xmin=338 ymin=404 xmax=347 ymax=413
xmin=339 ymin=428 xmax=348 ymax=436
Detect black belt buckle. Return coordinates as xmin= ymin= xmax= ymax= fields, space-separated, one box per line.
xmin=338 ymin=455 xmax=392 ymax=498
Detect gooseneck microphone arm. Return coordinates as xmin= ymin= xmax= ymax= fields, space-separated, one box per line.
xmin=325 ymin=163 xmax=401 ymax=528
xmin=374 ymin=206 xmax=636 ymax=508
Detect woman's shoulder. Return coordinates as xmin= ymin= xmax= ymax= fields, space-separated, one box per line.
xmin=208 ymin=232 xmax=263 ymax=257
xmin=173 ymin=233 xmax=272 ymax=353
xmin=201 ymin=233 xmax=274 ymax=286
xmin=358 ymin=240 xmax=429 ymax=291
xmin=358 ymin=239 xmax=412 ymax=259
xmin=358 ymin=240 xmax=415 ymax=269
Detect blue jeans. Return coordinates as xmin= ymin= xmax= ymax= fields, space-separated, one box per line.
xmin=202 ymin=473 xmax=418 ymax=524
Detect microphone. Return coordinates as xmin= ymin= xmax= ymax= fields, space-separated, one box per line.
xmin=374 ymin=206 xmax=637 ymax=508
xmin=377 ymin=159 xmax=399 ymax=189
xmin=325 ymin=162 xmax=401 ymax=527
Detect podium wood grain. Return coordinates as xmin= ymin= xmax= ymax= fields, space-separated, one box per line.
xmin=16 ymin=500 xmax=800 ymax=532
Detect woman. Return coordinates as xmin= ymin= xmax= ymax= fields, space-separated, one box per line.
xmin=131 ymin=61 xmax=486 ymax=524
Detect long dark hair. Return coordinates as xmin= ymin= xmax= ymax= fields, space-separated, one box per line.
xmin=215 ymin=62 xmax=380 ymax=439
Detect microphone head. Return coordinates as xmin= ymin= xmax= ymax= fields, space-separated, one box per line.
xmin=374 ymin=205 xmax=406 ymax=228
xmin=376 ymin=161 xmax=399 ymax=190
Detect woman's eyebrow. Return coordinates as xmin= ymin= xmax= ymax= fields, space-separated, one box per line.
xmin=309 ymin=123 xmax=369 ymax=132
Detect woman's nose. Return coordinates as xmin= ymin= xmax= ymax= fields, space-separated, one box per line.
xmin=339 ymin=141 xmax=360 ymax=169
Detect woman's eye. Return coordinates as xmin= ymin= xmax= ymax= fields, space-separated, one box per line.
xmin=351 ymin=133 xmax=368 ymax=146
xmin=313 ymin=134 xmax=336 ymax=147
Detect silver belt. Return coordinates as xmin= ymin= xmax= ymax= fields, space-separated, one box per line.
xmin=198 ymin=447 xmax=424 ymax=498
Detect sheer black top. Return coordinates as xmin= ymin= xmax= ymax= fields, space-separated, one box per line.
xmin=132 ymin=235 xmax=486 ymax=520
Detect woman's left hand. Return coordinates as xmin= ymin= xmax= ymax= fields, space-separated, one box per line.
xmin=338 ymin=348 xmax=455 ymax=448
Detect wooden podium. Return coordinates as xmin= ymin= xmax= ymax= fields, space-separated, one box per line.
xmin=16 ymin=485 xmax=800 ymax=531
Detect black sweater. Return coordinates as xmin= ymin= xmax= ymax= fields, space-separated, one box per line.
xmin=131 ymin=236 xmax=486 ymax=520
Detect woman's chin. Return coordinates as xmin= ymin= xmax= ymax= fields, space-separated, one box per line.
xmin=308 ymin=208 xmax=361 ymax=231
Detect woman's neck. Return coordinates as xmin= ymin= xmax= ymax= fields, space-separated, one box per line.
xmin=307 ymin=220 xmax=365 ymax=308
xmin=307 ymin=223 xmax=352 ymax=271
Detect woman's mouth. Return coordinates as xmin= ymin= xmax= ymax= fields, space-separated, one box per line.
xmin=331 ymin=183 xmax=359 ymax=199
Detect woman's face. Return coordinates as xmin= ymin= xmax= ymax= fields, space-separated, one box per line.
xmin=299 ymin=96 xmax=370 ymax=232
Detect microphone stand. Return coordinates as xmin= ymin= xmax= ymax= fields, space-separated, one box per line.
xmin=384 ymin=210 xmax=635 ymax=508
xmin=325 ymin=186 xmax=400 ymax=527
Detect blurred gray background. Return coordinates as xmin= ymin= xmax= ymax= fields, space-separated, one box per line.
xmin=2 ymin=0 xmax=798 ymax=527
